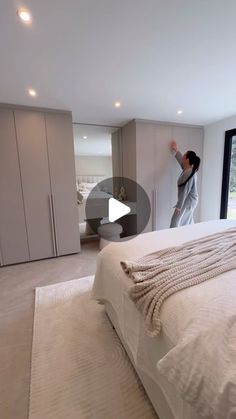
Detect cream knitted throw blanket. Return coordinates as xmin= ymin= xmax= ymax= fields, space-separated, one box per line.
xmin=121 ymin=228 xmax=236 ymax=337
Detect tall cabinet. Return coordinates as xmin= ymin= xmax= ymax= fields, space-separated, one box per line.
xmin=0 ymin=109 xmax=29 ymax=265
xmin=45 ymin=113 xmax=80 ymax=256
xmin=121 ymin=120 xmax=204 ymax=232
xmin=0 ymin=106 xmax=80 ymax=266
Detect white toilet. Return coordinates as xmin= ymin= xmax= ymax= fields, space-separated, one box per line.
xmin=97 ymin=222 xmax=123 ymax=249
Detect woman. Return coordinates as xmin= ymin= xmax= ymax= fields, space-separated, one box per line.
xmin=170 ymin=141 xmax=201 ymax=228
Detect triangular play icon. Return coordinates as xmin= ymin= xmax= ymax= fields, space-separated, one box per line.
xmin=108 ymin=198 xmax=131 ymax=222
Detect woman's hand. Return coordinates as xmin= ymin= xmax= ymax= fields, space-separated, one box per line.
xmin=174 ymin=207 xmax=181 ymax=215
xmin=170 ymin=141 xmax=178 ymax=152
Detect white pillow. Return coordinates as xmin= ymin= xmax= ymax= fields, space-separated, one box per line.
xmin=78 ymin=182 xmax=98 ymax=191
xmin=77 ymin=190 xmax=84 ymax=203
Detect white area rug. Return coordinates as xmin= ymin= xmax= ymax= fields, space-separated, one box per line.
xmin=29 ymin=276 xmax=156 ymax=419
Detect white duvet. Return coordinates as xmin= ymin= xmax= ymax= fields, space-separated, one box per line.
xmin=158 ymin=291 xmax=236 ymax=419
xmin=93 ymin=220 xmax=236 ymax=419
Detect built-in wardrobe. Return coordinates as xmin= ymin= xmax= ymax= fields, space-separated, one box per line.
xmin=0 ymin=106 xmax=80 ymax=266
xmin=120 ymin=119 xmax=204 ymax=232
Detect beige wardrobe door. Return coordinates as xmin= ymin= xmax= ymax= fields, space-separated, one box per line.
xmin=14 ymin=110 xmax=55 ymax=261
xmin=0 ymin=109 xmax=29 ymax=265
xmin=45 ymin=112 xmax=80 ymax=255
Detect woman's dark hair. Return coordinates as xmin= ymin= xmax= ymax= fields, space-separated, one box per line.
xmin=178 ymin=150 xmax=201 ymax=187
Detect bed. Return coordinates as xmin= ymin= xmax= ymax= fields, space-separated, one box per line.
xmin=76 ymin=175 xmax=112 ymax=234
xmin=92 ymin=219 xmax=236 ymax=419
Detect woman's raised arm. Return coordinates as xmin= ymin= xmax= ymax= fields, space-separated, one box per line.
xmin=170 ymin=141 xmax=183 ymax=168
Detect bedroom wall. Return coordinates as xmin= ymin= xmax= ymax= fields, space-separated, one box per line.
xmin=121 ymin=120 xmax=204 ymax=232
xmin=201 ymin=114 xmax=236 ymax=221
xmin=74 ymin=155 xmax=112 ymax=179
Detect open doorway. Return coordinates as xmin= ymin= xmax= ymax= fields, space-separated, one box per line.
xmin=220 ymin=129 xmax=236 ymax=219
xmin=73 ymin=123 xmax=120 ymax=241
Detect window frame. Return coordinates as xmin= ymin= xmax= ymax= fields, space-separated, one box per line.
xmin=220 ymin=128 xmax=236 ymax=218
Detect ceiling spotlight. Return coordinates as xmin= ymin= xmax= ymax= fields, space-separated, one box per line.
xmin=177 ymin=109 xmax=183 ymax=115
xmin=114 ymin=101 xmax=121 ymax=108
xmin=17 ymin=7 xmax=32 ymax=23
xmin=83 ymin=136 xmax=87 ymax=140
xmin=28 ymin=88 xmax=37 ymax=97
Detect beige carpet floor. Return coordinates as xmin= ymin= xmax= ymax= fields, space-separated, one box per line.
xmin=0 ymin=241 xmax=99 ymax=419
xmin=29 ymin=276 xmax=157 ymax=419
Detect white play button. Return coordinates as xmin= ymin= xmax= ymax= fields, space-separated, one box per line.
xmin=108 ymin=198 xmax=131 ymax=222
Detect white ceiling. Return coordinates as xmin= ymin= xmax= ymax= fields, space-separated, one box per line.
xmin=73 ymin=124 xmax=115 ymax=156
xmin=1 ymin=1 xmax=236 ymax=126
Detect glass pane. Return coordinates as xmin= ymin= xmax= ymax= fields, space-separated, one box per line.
xmin=227 ymin=136 xmax=236 ymax=219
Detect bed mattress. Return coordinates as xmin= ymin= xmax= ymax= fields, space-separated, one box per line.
xmin=92 ymin=219 xmax=236 ymax=419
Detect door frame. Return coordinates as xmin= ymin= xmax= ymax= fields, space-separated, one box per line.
xmin=220 ymin=128 xmax=236 ymax=218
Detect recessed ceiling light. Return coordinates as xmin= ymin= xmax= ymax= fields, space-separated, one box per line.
xmin=177 ymin=109 xmax=183 ymax=115
xmin=28 ymin=88 xmax=37 ymax=97
xmin=83 ymin=136 xmax=87 ymax=140
xmin=114 ymin=101 xmax=121 ymax=108
xmin=17 ymin=7 xmax=32 ymax=23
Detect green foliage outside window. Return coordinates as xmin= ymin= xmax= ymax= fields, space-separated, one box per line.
xmin=229 ymin=137 xmax=236 ymax=193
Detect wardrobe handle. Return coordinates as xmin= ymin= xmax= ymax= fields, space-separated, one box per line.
xmin=48 ymin=195 xmax=56 ymax=257
xmin=51 ymin=194 xmax=59 ymax=256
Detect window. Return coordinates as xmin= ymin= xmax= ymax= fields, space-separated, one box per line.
xmin=220 ymin=129 xmax=236 ymax=219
